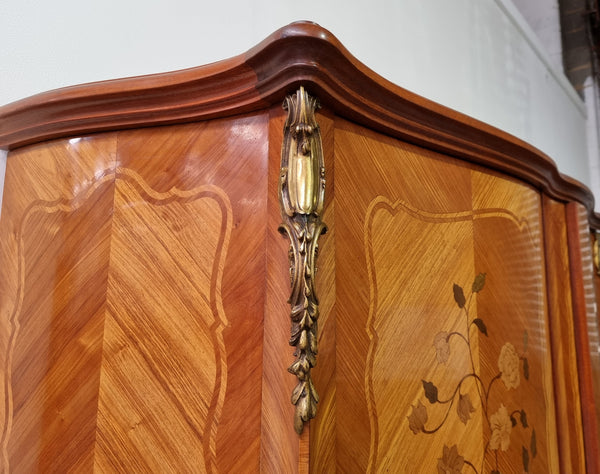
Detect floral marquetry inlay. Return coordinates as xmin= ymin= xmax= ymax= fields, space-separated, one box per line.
xmin=408 ymin=273 xmax=536 ymax=473
xmin=360 ymin=177 xmax=556 ymax=474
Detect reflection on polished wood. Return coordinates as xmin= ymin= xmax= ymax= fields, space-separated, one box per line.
xmin=0 ymin=136 xmax=117 ymax=474
xmin=0 ymin=116 xmax=270 ymax=473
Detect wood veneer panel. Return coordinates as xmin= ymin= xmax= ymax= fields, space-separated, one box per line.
xmin=332 ymin=118 xmax=474 ymax=473
xmin=93 ymin=116 xmax=268 ymax=474
xmin=541 ymin=197 xmax=586 ymax=473
xmin=308 ymin=109 xmax=336 ymax=474
xmin=566 ymin=202 xmax=600 ymax=473
xmin=0 ymin=135 xmax=117 ymax=473
xmin=261 ymin=106 xmax=303 ymax=474
xmin=470 ymin=174 xmax=557 ymax=474
xmin=330 ymin=118 xmax=558 ymax=474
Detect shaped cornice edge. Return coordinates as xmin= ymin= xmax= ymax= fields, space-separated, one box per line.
xmin=0 ymin=21 xmax=598 ymax=227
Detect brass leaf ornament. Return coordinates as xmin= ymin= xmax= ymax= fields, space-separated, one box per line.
xmin=279 ymin=87 xmax=327 ymax=434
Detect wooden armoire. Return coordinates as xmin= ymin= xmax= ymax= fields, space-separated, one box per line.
xmin=0 ymin=22 xmax=599 ymax=473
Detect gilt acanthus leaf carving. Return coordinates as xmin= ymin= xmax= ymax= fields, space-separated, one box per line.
xmin=279 ymin=86 xmax=327 ymax=434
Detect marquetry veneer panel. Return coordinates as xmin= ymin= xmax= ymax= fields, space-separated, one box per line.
xmin=315 ymin=118 xmax=560 ymax=474
xmin=0 ymin=136 xmax=116 ymax=474
xmin=0 ymin=115 xmax=270 ymax=474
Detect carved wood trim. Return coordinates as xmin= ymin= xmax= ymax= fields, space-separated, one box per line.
xmin=0 ymin=21 xmax=598 ymax=227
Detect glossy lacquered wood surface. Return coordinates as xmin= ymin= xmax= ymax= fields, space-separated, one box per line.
xmin=0 ymin=115 xmax=271 ymax=473
xmin=311 ymin=118 xmax=560 ymax=473
xmin=0 ymin=22 xmax=598 ymax=228
xmin=542 ymin=197 xmax=587 ymax=473
xmin=566 ymin=202 xmax=600 ymax=474
xmin=260 ymin=105 xmax=306 ymax=474
xmin=0 ymin=135 xmax=117 ymax=473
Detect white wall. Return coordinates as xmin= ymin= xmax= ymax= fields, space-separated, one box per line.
xmin=0 ymin=0 xmax=592 ymax=201
xmin=510 ymin=0 xmax=563 ymax=72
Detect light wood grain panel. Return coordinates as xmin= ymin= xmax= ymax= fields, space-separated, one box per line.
xmin=308 ymin=110 xmax=337 ymax=474
xmin=365 ymin=201 xmax=479 ymax=473
xmin=0 ymin=136 xmax=117 ymax=473
xmin=95 ymin=116 xmax=268 ymax=474
xmin=261 ymin=106 xmax=303 ymax=474
xmin=328 ymin=118 xmax=559 ymax=474
xmin=0 ymin=114 xmax=272 ymax=473
xmin=472 ymin=172 xmax=558 ymax=474
xmin=332 ymin=119 xmax=475 ymax=474
xmin=96 ymin=172 xmax=231 ymax=473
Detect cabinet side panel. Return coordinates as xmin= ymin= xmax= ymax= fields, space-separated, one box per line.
xmin=566 ymin=202 xmax=600 ymax=473
xmin=308 ymin=110 xmax=337 ymax=474
xmin=0 ymin=136 xmax=117 ymax=473
xmin=94 ymin=117 xmax=268 ymax=474
xmin=539 ymin=197 xmax=589 ymax=473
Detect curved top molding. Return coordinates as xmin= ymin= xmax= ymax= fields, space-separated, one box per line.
xmin=1 ymin=21 xmax=598 ymax=227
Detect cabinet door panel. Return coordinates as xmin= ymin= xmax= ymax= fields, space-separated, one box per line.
xmin=94 ymin=117 xmax=269 ymax=474
xmin=321 ymin=119 xmax=559 ymax=474
xmin=0 ymin=136 xmax=117 ymax=473
xmin=0 ymin=114 xmax=270 ymax=474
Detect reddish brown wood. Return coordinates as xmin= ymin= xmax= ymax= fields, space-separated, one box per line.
xmin=0 ymin=60 xmax=263 ymax=151
xmin=543 ymin=197 xmax=587 ymax=473
xmin=308 ymin=110 xmax=337 ymax=474
xmin=0 ymin=115 xmax=272 ymax=473
xmin=260 ymin=105 xmax=303 ymax=474
xmin=566 ymin=202 xmax=600 ymax=474
xmin=0 ymin=22 xmax=598 ymax=228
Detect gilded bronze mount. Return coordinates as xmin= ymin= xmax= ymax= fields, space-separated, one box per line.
xmin=278 ymin=86 xmax=327 ymax=434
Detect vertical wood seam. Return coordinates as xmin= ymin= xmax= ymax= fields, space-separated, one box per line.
xmin=90 ymin=135 xmax=119 ymax=474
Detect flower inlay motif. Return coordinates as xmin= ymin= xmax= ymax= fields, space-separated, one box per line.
xmin=408 ymin=273 xmax=538 ymax=474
